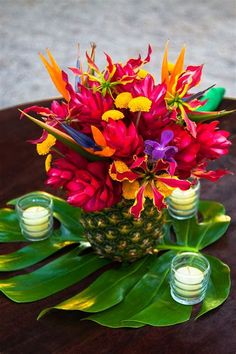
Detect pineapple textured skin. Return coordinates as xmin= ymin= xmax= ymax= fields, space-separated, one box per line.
xmin=80 ymin=201 xmax=168 ymax=262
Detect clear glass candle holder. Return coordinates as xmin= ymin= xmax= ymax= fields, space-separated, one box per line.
xmin=16 ymin=193 xmax=53 ymax=241
xmin=167 ymin=180 xmax=200 ymax=220
xmin=170 ymin=252 xmax=210 ymax=305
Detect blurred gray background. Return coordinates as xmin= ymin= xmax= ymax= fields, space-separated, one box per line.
xmin=0 ymin=0 xmax=236 ymax=109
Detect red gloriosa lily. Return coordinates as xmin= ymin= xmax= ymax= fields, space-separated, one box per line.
xmin=109 ymin=156 xmax=190 ymax=218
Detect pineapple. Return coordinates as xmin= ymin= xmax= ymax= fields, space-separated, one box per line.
xmin=80 ymin=200 xmax=168 ymax=262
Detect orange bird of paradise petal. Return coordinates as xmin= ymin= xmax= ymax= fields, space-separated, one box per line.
xmin=90 ymin=126 xmax=115 ymax=157
xmin=39 ymin=49 xmax=70 ymax=102
xmin=161 ymin=43 xmax=186 ymax=94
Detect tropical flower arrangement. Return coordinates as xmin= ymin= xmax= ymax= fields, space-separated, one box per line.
xmin=0 ymin=43 xmax=232 ymax=328
xmin=22 ymin=44 xmax=231 ymax=222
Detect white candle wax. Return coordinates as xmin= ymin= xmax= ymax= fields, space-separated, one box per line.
xmin=174 ymin=266 xmax=204 ymax=297
xmin=168 ymin=186 xmax=198 ymax=216
xmin=171 ymin=188 xmax=196 ymax=204
xmin=23 ymin=206 xmax=49 ymax=223
xmin=171 ymin=188 xmax=196 ymax=199
xmin=175 ymin=266 xmax=204 ymax=284
xmin=23 ymin=222 xmax=49 ymax=232
xmin=22 ymin=206 xmax=50 ymax=237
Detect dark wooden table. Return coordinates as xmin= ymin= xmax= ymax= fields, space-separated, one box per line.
xmin=0 ymin=99 xmax=235 ymax=354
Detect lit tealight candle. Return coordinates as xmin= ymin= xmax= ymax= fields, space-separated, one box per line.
xmin=174 ymin=266 xmax=204 ymax=297
xmin=16 ymin=193 xmax=53 ymax=241
xmin=175 ymin=266 xmax=204 ymax=284
xmin=170 ymin=252 xmax=210 ymax=305
xmin=23 ymin=206 xmax=49 ymax=223
xmin=167 ymin=180 xmax=200 ymax=219
xmin=22 ymin=206 xmax=50 ymax=237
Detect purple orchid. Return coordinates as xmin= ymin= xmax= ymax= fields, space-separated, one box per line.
xmin=144 ymin=130 xmax=178 ymax=175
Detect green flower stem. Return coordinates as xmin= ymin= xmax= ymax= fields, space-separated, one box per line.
xmin=156 ymin=244 xmax=198 ymax=252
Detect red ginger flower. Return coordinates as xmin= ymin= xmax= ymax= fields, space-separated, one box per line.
xmin=46 ymin=156 xmax=79 ymax=189
xmin=65 ymin=80 xmax=113 ymax=133
xmin=46 ymin=151 xmax=122 ymax=212
xmin=165 ymin=122 xmax=231 ymax=181
xmin=102 ymin=119 xmax=144 ymax=161
xmin=196 ymin=121 xmax=231 ymax=160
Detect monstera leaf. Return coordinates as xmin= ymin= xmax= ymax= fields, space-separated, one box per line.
xmin=157 ymin=200 xmax=231 ymax=252
xmin=38 ymin=251 xmax=230 ymax=328
xmin=0 ymin=193 xmax=231 ymax=328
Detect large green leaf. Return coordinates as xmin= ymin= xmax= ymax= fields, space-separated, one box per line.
xmin=157 ymin=201 xmax=230 ymax=252
xmin=0 ymin=239 xmax=74 ymax=272
xmin=127 ymin=287 xmax=191 ymax=327
xmin=196 ymin=255 xmax=231 ymax=319
xmin=42 ymin=251 xmax=230 ymax=328
xmin=38 ymin=256 xmax=155 ymax=319
xmin=84 ymin=251 xmax=191 ymax=328
xmin=0 ymin=245 xmax=109 ymax=302
xmin=42 ymin=249 xmax=230 ymax=328
xmin=0 ymin=209 xmax=25 ymax=242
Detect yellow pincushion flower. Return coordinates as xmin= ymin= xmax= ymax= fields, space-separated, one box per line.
xmin=128 ymin=96 xmax=152 ymax=112
xmin=45 ymin=154 xmax=52 ymax=172
xmin=102 ymin=109 xmax=124 ymax=122
xmin=36 ymin=134 xmax=56 ymax=155
xmin=114 ymin=92 xmax=133 ymax=109
xmin=137 ymin=69 xmax=149 ymax=79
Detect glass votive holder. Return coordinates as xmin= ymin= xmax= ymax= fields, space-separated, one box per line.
xmin=167 ymin=179 xmax=200 ymax=220
xmin=170 ymin=252 xmax=210 ymax=305
xmin=16 ymin=193 xmax=53 ymax=241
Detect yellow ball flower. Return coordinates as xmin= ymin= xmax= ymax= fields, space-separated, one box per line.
xmin=45 ymin=154 xmax=52 ymax=172
xmin=137 ymin=69 xmax=149 ymax=79
xmin=36 ymin=134 xmax=56 ymax=155
xmin=102 ymin=109 xmax=124 ymax=122
xmin=114 ymin=92 xmax=133 ymax=109
xmin=128 ymin=96 xmax=152 ymax=112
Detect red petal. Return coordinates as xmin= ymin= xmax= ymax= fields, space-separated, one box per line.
xmin=130 ymin=184 xmax=146 ymax=219
xmin=193 ymin=169 xmax=232 ymax=181
xmin=151 ymin=184 xmax=166 ymax=210
xmin=158 ymin=177 xmax=190 ymax=190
